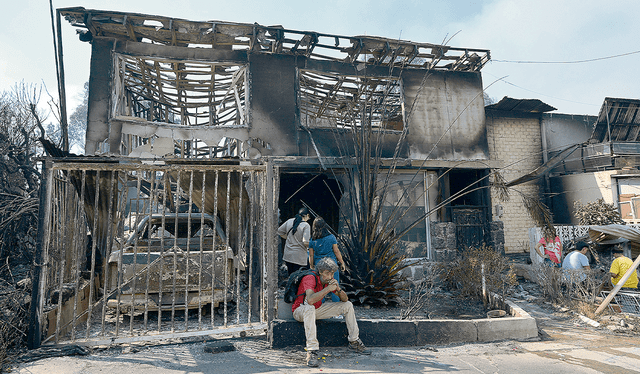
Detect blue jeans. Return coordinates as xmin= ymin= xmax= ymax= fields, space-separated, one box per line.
xmin=544 ymin=258 xmax=560 ymax=268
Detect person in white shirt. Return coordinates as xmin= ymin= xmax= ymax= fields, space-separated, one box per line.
xmin=562 ymin=241 xmax=590 ymax=281
xmin=277 ymin=207 xmax=312 ymax=275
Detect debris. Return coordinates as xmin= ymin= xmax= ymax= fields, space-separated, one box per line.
xmin=204 ymin=341 xmax=236 ymax=354
xmin=17 ymin=345 xmax=90 ymax=363
xmin=420 ymin=346 xmax=438 ymax=352
xmin=577 ymin=314 xmax=600 ymax=328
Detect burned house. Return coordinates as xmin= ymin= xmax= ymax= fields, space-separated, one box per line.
xmin=485 ymin=97 xmax=596 ymax=253
xmin=66 ymin=7 xmax=497 ymax=255
xmin=29 ymin=7 xmax=498 ymax=346
xmin=549 ymin=98 xmax=640 ymax=225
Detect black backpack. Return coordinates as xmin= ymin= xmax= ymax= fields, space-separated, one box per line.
xmin=283 ymin=268 xmax=318 ymax=304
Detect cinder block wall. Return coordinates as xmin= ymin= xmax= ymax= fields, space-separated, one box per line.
xmin=486 ymin=111 xmax=543 ymax=253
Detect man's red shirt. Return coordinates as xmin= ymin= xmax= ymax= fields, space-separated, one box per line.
xmin=291 ymin=273 xmax=327 ymax=312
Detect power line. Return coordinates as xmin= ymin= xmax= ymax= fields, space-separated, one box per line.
xmin=492 ymin=49 xmax=640 ymax=64
xmin=483 ymin=72 xmax=599 ymax=106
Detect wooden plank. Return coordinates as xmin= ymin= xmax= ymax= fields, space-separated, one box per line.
xmin=113 ymin=39 xmax=248 ymax=63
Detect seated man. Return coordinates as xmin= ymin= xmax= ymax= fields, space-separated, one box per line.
xmin=562 ymin=241 xmax=591 ymax=282
xmin=291 ymin=257 xmax=370 ymax=367
xmin=610 ymin=247 xmax=638 ymax=290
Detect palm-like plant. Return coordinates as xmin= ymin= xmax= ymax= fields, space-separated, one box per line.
xmin=329 ymin=94 xmax=416 ymax=305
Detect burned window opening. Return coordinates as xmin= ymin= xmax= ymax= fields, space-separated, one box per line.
xmin=299 ymin=69 xmax=404 ymax=130
xmin=377 ymin=172 xmax=437 ymax=255
xmin=114 ymin=54 xmax=248 ymax=128
xmin=113 ymin=54 xmax=249 ymax=158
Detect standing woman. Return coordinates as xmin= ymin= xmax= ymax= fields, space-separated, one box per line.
xmin=535 ymin=229 xmax=562 ymax=267
xmin=277 ymin=207 xmax=312 ymax=275
xmin=309 ymin=217 xmax=346 ymax=302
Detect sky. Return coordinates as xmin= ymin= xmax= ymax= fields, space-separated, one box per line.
xmin=1 ymin=0 xmax=639 ymax=118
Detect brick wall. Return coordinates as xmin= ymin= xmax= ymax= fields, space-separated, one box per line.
xmin=486 ymin=112 xmax=543 ymax=253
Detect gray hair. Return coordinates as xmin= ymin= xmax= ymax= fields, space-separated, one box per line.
xmin=316 ymin=257 xmax=338 ymax=273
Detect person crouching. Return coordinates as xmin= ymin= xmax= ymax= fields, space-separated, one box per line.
xmin=291 ymin=257 xmax=370 ymax=367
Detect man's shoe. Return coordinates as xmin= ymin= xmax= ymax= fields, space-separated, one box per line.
xmin=348 ymin=339 xmax=371 ymax=355
xmin=306 ymin=350 xmax=319 ymax=367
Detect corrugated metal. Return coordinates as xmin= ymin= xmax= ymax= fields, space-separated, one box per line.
xmin=591 ymin=98 xmax=640 ymax=142
xmin=589 ymin=224 xmax=640 ymax=244
xmin=485 ymin=97 xmax=556 ymax=113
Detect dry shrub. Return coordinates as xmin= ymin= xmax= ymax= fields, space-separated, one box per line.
xmin=399 ymin=263 xmax=441 ymax=320
xmin=533 ymin=262 xmax=562 ymax=301
xmin=439 ymin=244 xmax=518 ymax=308
xmin=0 ymin=263 xmax=29 ymax=372
xmin=533 ymin=263 xmax=607 ymax=308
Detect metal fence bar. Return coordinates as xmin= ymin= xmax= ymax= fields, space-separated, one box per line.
xmin=100 ymin=171 xmax=117 ymax=337
xmin=115 ymin=172 xmax=128 ymax=337
xmin=247 ymin=171 xmax=255 ymax=323
xmin=53 ymin=179 xmax=66 ymax=344
xmin=197 ymin=170 xmax=206 ymax=330
xmin=210 ymin=170 xmax=220 ymax=326
xmin=157 ymin=174 xmax=168 ymax=333
xmin=184 ymin=171 xmax=194 ymax=331
xmin=171 ymin=170 xmax=182 ymax=332
xmin=71 ymin=170 xmax=86 ymax=342
xmin=260 ymin=168 xmax=268 ymax=323
xmin=85 ymin=171 xmax=101 ymax=339
xmin=223 ymin=172 xmax=231 ymax=327
xmin=143 ymin=170 xmax=157 ymax=332
xmin=130 ymin=172 xmax=143 ymax=336
xmin=236 ymin=171 xmax=243 ymax=325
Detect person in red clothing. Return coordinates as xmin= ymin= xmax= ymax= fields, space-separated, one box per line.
xmin=535 ymin=231 xmax=562 ymax=267
xmin=291 ymin=257 xmax=370 ymax=367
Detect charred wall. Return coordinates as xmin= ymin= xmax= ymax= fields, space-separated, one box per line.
xmin=85 ymin=39 xmax=489 ymax=161
xmin=402 ymin=70 xmax=488 ymax=161
xmin=249 ymin=53 xmax=299 ymax=156
xmin=86 ymin=37 xmax=115 ymax=155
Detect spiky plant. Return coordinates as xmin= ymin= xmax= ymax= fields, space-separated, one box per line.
xmin=334 ymin=104 xmax=413 ymax=306
xmin=492 ymin=171 xmax=556 ymax=239
xmin=321 ymin=50 xmax=502 ymax=306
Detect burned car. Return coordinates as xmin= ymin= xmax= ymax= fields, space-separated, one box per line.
xmin=106 ymin=213 xmax=240 ymax=313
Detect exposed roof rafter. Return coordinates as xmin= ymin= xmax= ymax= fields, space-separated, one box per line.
xmin=60 ymin=7 xmax=491 ymax=72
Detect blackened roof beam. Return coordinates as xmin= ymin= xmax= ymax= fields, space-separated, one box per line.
xmin=60 ymin=7 xmax=490 ymax=72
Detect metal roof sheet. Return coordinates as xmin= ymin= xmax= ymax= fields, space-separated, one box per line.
xmin=485 ymin=97 xmax=556 ymax=113
xmin=590 ymin=97 xmax=640 ymax=142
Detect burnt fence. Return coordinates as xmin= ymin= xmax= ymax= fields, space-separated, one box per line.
xmin=28 ymin=159 xmax=278 ymax=347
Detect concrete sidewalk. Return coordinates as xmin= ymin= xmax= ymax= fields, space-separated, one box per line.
xmin=15 ymin=332 xmax=640 ymax=373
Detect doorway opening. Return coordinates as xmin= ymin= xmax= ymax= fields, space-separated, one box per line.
xmin=278 ymin=173 xmax=342 ymax=233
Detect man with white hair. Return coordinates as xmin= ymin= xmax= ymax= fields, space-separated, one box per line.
xmin=291 ymin=257 xmax=370 ymax=367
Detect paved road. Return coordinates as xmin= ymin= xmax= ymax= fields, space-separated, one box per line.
xmin=15 ymin=300 xmax=640 ymax=373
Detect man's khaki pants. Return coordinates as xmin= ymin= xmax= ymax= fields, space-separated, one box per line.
xmin=292 ymin=301 xmax=359 ymax=351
